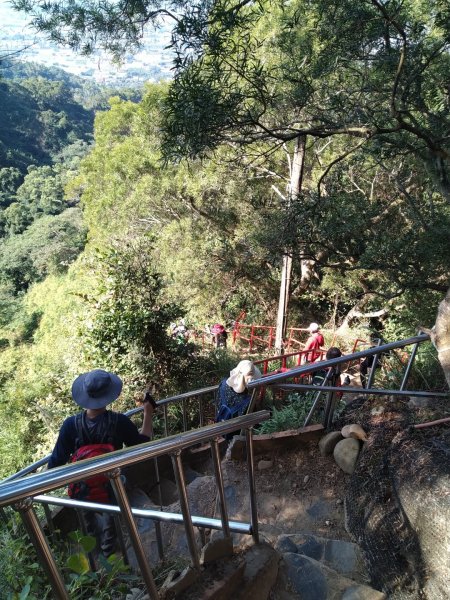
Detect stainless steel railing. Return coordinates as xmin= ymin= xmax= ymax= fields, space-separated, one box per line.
xmin=4 ymin=384 xmax=220 ymax=483
xmin=1 ymin=333 xmax=447 ymax=598
xmin=0 ymin=411 xmax=269 ymax=600
xmin=4 ymin=332 xmax=445 ymax=483
xmin=245 ymin=332 xmax=448 ymax=427
xmin=248 ymin=333 xmax=432 ymax=387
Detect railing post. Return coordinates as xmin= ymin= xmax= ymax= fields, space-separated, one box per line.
xmin=76 ymin=509 xmax=97 ymax=571
xmin=232 ymin=323 xmax=238 ymax=346
xmin=268 ymin=327 xmax=274 ymax=349
xmin=149 ymin=429 xmax=165 ymax=562
xmin=250 ymin=326 xmax=255 ymax=352
xmin=43 ymin=503 xmax=55 ymax=536
xmin=303 ymin=387 xmax=324 ymax=426
xmin=245 ymin=389 xmax=258 ymax=418
xmin=304 ymin=369 xmax=333 ymax=427
xmin=199 ymin=396 xmax=204 ymax=427
xmin=109 ymin=469 xmax=159 ymax=600
xmin=171 ymin=451 xmax=200 ymax=569
xmin=245 ymin=427 xmax=259 ymax=543
xmin=163 ymin=405 xmax=169 ymax=437
xmin=400 ymin=332 xmax=425 ymax=390
xmin=114 ymin=514 xmax=130 ymax=565
xmin=366 ymin=339 xmax=382 ymax=389
xmin=319 ymin=367 xmax=337 ymax=428
xmin=182 ymin=399 xmax=188 ymax=432
xmin=210 ymin=438 xmax=230 ymax=538
xmin=16 ymin=498 xmax=69 ymax=600
xmin=323 ymin=390 xmax=337 ymax=428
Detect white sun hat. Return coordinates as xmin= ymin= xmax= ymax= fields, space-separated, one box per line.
xmin=226 ymin=360 xmax=262 ymax=394
xmin=308 ymin=322 xmax=320 ymax=332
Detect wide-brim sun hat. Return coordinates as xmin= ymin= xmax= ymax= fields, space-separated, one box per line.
xmin=72 ymin=369 xmax=123 ymax=409
xmin=226 ymin=360 xmax=262 ymax=394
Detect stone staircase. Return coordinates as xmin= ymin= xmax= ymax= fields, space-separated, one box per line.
xmin=155 ymin=532 xmax=385 ymax=599
xmin=271 ymin=533 xmax=384 ymax=600
xmin=123 ymin=446 xmax=386 ymax=600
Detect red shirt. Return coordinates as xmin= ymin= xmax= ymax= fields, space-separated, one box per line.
xmin=303 ymin=332 xmax=325 ymax=362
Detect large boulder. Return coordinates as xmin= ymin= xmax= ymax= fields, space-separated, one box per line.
xmin=333 ymin=438 xmax=361 ymax=474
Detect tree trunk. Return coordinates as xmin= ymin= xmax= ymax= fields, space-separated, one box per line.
xmin=275 ymin=135 xmax=306 ymax=353
xmin=432 ymin=287 xmax=450 ymax=388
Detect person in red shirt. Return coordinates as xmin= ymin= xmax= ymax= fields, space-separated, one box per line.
xmin=302 ymin=322 xmax=325 ymax=363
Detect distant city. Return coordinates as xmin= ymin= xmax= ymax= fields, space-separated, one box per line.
xmin=0 ymin=0 xmax=173 ymax=85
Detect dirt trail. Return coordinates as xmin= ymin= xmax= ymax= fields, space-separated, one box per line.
xmin=218 ymin=440 xmax=350 ymax=544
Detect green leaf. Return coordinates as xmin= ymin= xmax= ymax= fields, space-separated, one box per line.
xmin=79 ymin=534 xmax=96 ymax=553
xmin=19 ymin=583 xmax=30 ymax=600
xmin=97 ymin=552 xmax=113 ymax=572
xmin=68 ymin=530 xmax=82 ymax=543
xmin=67 ymin=552 xmax=90 ymax=574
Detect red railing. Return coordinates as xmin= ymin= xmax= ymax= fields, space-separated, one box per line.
xmin=232 ymin=322 xmax=337 ymax=354
xmin=188 ymin=322 xmax=336 ymax=353
xmin=351 ymin=338 xmax=369 ymax=353
xmin=232 ymin=323 xmax=276 ymax=351
xmin=254 ymin=349 xmax=326 ymax=375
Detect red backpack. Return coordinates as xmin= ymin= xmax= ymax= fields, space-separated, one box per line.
xmin=68 ymin=411 xmax=118 ymax=504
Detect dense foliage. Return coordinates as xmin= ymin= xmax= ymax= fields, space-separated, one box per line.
xmin=0 ymin=4 xmax=448 ymax=598
xmin=0 ymin=0 xmax=447 ymax=479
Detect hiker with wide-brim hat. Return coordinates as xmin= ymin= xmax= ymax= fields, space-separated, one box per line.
xmin=48 ymin=369 xmax=156 ymax=557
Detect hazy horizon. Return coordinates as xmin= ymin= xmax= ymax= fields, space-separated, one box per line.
xmin=0 ymin=0 xmax=172 ymax=84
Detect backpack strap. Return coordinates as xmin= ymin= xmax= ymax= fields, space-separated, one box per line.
xmin=101 ymin=411 xmax=118 ymax=445
xmin=75 ymin=410 xmax=119 ymax=448
xmin=74 ymin=412 xmax=88 ymax=449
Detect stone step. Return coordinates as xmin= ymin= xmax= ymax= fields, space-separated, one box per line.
xmin=272 ymin=552 xmax=386 ymax=600
xmin=172 ymin=542 xmax=279 ymax=600
xmin=274 ymin=533 xmax=368 ymax=583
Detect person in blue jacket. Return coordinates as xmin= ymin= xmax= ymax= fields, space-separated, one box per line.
xmin=216 ymin=360 xmax=262 ymax=421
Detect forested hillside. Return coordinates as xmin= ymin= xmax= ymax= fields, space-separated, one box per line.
xmin=0 ymin=61 xmax=149 ymax=476
xmin=0 ymin=0 xmax=449 ymax=479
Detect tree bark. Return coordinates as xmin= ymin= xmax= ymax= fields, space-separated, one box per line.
xmin=275 ymin=135 xmax=306 ymax=353
xmin=431 ymin=287 xmax=450 ymax=388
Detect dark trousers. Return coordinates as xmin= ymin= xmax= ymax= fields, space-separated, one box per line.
xmin=84 ymin=510 xmax=116 ymax=557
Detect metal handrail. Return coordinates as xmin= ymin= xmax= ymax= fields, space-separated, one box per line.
xmin=272 ymin=384 xmax=447 ymax=397
xmin=249 ymin=332 xmax=448 ymax=428
xmin=1 ymin=411 xmax=269 ymax=600
xmin=33 ymin=495 xmax=252 ymax=534
xmin=1 ymin=332 xmax=445 ymax=599
xmin=126 ymin=384 xmax=219 ymax=414
xmin=4 ymin=384 xmax=220 ymax=483
xmin=246 ymin=333 xmax=432 ymax=388
xmin=3 ymin=332 xmax=438 ymax=484
xmin=0 ymin=411 xmax=269 ymax=507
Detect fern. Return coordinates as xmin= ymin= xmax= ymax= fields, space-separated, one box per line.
xmin=257 ymin=392 xmax=319 ymax=434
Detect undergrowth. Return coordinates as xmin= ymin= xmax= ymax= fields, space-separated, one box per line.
xmin=257 ymin=392 xmax=319 ymax=434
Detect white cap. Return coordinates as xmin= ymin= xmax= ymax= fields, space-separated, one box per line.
xmin=308 ymin=322 xmax=320 ymax=332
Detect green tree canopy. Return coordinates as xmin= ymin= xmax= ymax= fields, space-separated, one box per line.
xmin=163 ymin=0 xmax=449 ymax=200
xmin=0 ymin=208 xmax=87 ymax=293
